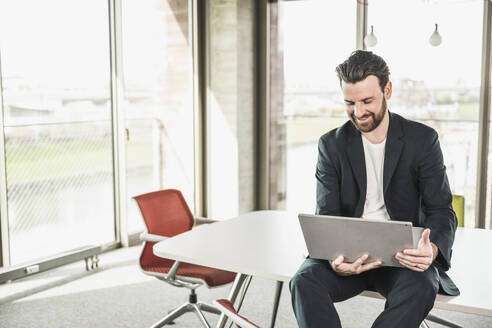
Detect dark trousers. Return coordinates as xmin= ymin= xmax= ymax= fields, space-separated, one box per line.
xmin=289 ymin=258 xmax=439 ymax=328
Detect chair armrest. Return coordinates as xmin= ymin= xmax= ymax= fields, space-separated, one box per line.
xmin=140 ymin=232 xmax=169 ymax=243
xmin=167 ymin=260 xmax=181 ymax=280
xmin=194 ymin=216 xmax=218 ymax=225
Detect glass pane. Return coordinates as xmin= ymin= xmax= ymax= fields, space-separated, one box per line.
xmin=0 ymin=0 xmax=114 ymax=264
xmin=271 ymin=0 xmax=357 ymax=212
xmin=368 ymin=0 xmax=483 ymax=226
xmin=5 ymin=124 xmax=115 ymax=263
xmin=122 ymin=0 xmax=195 ymax=233
xmin=0 ymin=0 xmax=111 ymax=125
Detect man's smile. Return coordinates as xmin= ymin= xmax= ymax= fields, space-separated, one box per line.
xmin=356 ymin=115 xmax=372 ymax=124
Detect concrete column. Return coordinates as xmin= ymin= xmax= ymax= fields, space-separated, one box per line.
xmin=207 ymin=0 xmax=256 ymax=218
xmin=267 ymin=2 xmax=286 ymax=210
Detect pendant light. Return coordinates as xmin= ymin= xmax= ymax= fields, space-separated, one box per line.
xmin=429 ymin=23 xmax=442 ymax=47
xmin=364 ymin=25 xmax=378 ymax=48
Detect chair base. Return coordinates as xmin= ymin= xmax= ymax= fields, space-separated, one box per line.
xmin=421 ymin=313 xmax=464 ymax=328
xmin=150 ymin=301 xmax=221 ymax=328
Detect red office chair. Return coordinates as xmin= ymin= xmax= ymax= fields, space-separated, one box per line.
xmin=214 ymin=299 xmax=260 ymax=328
xmin=134 ymin=189 xmax=237 ymax=328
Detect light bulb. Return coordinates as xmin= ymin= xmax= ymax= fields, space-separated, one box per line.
xmin=429 ymin=23 xmax=442 ymax=47
xmin=364 ymin=25 xmax=377 ymax=48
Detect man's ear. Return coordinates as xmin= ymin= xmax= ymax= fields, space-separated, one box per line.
xmin=384 ymin=81 xmax=392 ymax=100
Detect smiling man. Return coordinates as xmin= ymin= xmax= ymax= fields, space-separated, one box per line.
xmin=289 ymin=50 xmax=459 ymax=328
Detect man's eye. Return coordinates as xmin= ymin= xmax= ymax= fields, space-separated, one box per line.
xmin=364 ymin=100 xmax=372 ymax=104
xmin=345 ymin=102 xmax=354 ymax=106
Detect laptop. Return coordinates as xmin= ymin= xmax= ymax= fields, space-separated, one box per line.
xmin=298 ymin=213 xmax=424 ymax=267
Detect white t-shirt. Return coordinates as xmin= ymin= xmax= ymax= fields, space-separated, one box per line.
xmin=361 ymin=135 xmax=391 ymax=221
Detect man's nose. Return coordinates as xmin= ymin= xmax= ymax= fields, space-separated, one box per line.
xmin=354 ymin=103 xmax=366 ymax=117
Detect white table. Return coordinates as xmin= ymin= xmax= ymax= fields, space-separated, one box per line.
xmin=154 ymin=210 xmax=492 ymax=326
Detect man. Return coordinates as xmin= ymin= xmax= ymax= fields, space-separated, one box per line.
xmin=289 ymin=50 xmax=459 ymax=328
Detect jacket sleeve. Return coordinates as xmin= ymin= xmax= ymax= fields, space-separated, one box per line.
xmin=418 ymin=130 xmax=457 ymax=271
xmin=315 ymin=136 xmax=342 ymax=216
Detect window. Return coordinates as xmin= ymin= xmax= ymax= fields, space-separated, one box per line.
xmin=0 ymin=0 xmax=115 ymax=264
xmin=368 ymin=0 xmax=483 ymax=226
xmin=269 ymin=0 xmax=357 ymax=212
xmin=122 ymin=0 xmax=195 ymax=233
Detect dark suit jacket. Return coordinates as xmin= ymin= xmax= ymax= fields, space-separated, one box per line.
xmin=315 ymin=111 xmax=459 ymax=296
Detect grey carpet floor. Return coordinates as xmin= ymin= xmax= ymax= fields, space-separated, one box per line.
xmin=0 ymin=245 xmax=490 ymax=328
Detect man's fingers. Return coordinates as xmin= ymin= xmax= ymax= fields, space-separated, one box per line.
xmin=358 ymin=260 xmax=382 ymax=273
xmin=332 ymin=254 xmax=378 ymax=275
xmin=331 ymin=256 xmax=345 ymax=272
xmin=336 ymin=262 xmax=352 ymax=271
xmin=347 ymin=254 xmax=367 ymax=272
xmin=398 ymin=256 xmax=424 ymax=270
xmin=353 ymin=254 xmax=369 ymax=267
xmin=401 ymin=262 xmax=425 ymax=272
xmin=420 ymin=228 xmax=431 ymax=246
xmin=397 ymin=253 xmax=432 ymax=265
xmin=398 ymin=258 xmax=426 ymax=272
xmin=337 ymin=260 xmax=380 ymax=275
xmin=402 ymin=248 xmax=431 ymax=256
xmin=396 ymin=256 xmax=428 ymax=272
xmin=333 ymin=255 xmax=344 ymax=266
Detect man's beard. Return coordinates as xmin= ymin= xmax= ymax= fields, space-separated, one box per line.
xmin=350 ymin=97 xmax=387 ymax=133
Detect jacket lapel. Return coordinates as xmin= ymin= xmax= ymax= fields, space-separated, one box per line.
xmin=345 ymin=125 xmax=366 ymax=203
xmin=383 ymin=112 xmax=404 ymax=193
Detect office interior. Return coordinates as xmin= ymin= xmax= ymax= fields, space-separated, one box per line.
xmin=0 ymin=0 xmax=492 ymax=327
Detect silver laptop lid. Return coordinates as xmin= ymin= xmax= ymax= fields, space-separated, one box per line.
xmin=298 ymin=213 xmax=423 ymax=267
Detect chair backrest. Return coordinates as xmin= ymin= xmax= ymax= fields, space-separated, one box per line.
xmin=133 ymin=189 xmax=194 ymax=268
xmin=134 ymin=189 xmax=194 ymax=237
xmin=452 ymin=194 xmax=464 ymax=228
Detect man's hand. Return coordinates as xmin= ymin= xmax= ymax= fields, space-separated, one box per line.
xmin=331 ymin=254 xmax=382 ymax=276
xmin=395 ymin=228 xmax=438 ymax=272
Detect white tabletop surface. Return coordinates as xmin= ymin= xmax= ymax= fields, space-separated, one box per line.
xmin=154 ymin=210 xmax=307 ymax=282
xmin=154 ymin=210 xmax=492 ymax=316
xmin=438 ymin=226 xmax=492 ymax=316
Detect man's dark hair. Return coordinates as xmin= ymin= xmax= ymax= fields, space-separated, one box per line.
xmin=336 ymin=50 xmax=390 ymax=92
